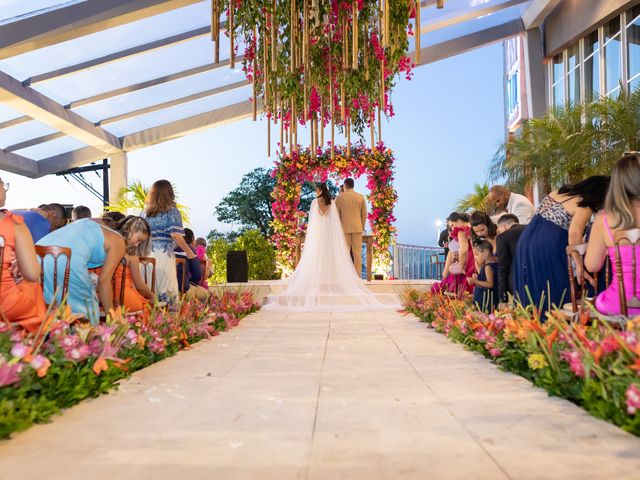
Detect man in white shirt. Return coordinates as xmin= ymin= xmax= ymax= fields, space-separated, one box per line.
xmin=488 ymin=185 xmax=535 ymax=224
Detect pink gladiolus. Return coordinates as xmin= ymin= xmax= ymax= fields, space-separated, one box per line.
xmin=625 ymin=383 xmax=640 ymax=415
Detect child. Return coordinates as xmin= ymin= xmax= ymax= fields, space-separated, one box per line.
xmin=195 ymin=237 xmax=211 ymax=287
xmin=468 ymin=240 xmax=499 ymax=312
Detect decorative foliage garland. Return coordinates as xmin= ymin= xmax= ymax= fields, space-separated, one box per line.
xmin=270 ymin=143 xmax=397 ymax=274
xmin=211 ymin=0 xmax=419 ymax=154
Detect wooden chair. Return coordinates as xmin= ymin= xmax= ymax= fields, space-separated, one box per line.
xmin=139 ymin=256 xmax=157 ymax=293
xmin=35 ymin=245 xmax=71 ymax=304
xmin=175 ymin=257 xmax=187 ymax=293
xmin=0 ymin=236 xmax=6 ymax=322
xmin=614 ymin=228 xmax=640 ymax=317
xmin=566 ymin=243 xmax=613 ymax=316
xmin=112 ymin=258 xmax=127 ymax=308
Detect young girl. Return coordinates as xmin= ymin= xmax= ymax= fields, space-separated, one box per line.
xmin=468 ymin=240 xmax=499 ymax=312
xmin=431 ymin=212 xmax=475 ymax=296
xmin=195 ymin=237 xmax=211 ymax=287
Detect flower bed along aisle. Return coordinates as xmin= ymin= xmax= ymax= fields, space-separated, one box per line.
xmin=401 ymin=290 xmax=640 ymax=435
xmin=0 ymin=291 xmax=260 ymax=439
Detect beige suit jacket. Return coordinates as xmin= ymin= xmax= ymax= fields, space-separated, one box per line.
xmin=335 ymin=190 xmax=367 ymax=234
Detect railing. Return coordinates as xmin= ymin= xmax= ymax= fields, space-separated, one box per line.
xmin=391 ymin=243 xmax=445 ymax=280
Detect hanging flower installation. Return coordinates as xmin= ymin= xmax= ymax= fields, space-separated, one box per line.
xmin=270 ymin=143 xmax=398 ymax=275
xmin=210 ymin=0 xmax=419 ymax=155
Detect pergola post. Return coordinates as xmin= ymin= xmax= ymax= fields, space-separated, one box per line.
xmin=108 ymin=152 xmax=128 ymax=207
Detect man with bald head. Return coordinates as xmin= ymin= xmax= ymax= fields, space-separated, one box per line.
xmin=488 ymin=185 xmax=535 ymax=225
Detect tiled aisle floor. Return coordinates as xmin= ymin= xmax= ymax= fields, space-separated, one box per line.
xmin=1 ymin=309 xmax=639 ymax=479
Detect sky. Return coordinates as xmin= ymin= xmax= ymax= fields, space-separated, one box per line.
xmin=1 ymin=42 xmax=505 ymax=247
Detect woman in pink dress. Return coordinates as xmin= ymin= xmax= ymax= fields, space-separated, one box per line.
xmin=586 ymin=153 xmax=640 ymax=315
xmin=431 ymin=212 xmax=475 ymax=296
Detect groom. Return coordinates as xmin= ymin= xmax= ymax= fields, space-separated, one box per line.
xmin=335 ymin=178 xmax=367 ymax=274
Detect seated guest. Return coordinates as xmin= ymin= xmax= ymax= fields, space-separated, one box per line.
xmin=72 ymin=205 xmax=92 ymax=221
xmin=37 ymin=218 xmax=125 ymax=324
xmin=513 ymin=176 xmax=610 ymax=313
xmin=495 ymin=214 xmax=526 ymax=304
xmin=41 ymin=203 xmax=68 ymax=230
xmin=102 ymin=211 xmax=125 ymax=225
xmin=431 ymin=213 xmax=475 ymax=296
xmin=195 ymin=237 xmax=211 ymax=287
xmin=175 ymin=228 xmax=209 ymax=300
xmin=468 ymin=241 xmax=499 ymax=312
xmin=586 ymin=153 xmax=640 ymax=315
xmin=101 ymin=216 xmax=154 ymax=312
xmin=0 ymin=178 xmax=46 ymax=332
xmin=11 ymin=203 xmax=67 ymax=243
xmin=488 ymin=185 xmax=535 ymax=225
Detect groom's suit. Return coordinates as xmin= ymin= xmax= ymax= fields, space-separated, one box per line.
xmin=335 ymin=189 xmax=367 ymax=274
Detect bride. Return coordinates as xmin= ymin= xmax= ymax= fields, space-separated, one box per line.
xmin=263 ymin=182 xmax=400 ymax=311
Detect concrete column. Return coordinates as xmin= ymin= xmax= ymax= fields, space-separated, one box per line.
xmin=522 ymin=27 xmax=547 ymax=120
xmin=108 ymin=151 xmax=128 ymax=206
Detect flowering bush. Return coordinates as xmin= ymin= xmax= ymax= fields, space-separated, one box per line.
xmin=402 ymin=290 xmax=640 ymax=435
xmin=271 ymin=143 xmax=397 ymax=273
xmin=0 ymin=291 xmax=260 ymax=438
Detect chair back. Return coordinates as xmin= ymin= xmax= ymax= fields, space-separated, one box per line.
xmin=199 ymin=258 xmax=207 ymax=279
xmin=614 ymin=228 xmax=640 ymax=316
xmin=35 ymin=245 xmax=72 ymax=303
xmin=139 ymin=256 xmax=156 ymax=293
xmin=566 ymin=243 xmax=589 ymax=314
xmin=175 ymin=257 xmax=187 ymax=292
xmin=0 ymin=236 xmax=5 ymax=298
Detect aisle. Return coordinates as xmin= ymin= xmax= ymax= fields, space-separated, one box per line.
xmin=1 ymin=309 xmax=639 ymax=480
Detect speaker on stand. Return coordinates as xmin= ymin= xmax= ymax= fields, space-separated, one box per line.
xmin=226 ymin=250 xmax=249 ymax=283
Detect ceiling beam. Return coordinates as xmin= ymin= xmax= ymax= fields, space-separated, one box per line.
xmin=0 ymin=149 xmax=41 ymax=177
xmin=4 ymin=132 xmax=66 ymax=152
xmin=417 ymin=18 xmax=524 ymax=66
xmin=0 ymin=115 xmax=31 ymax=130
xmin=98 ymin=80 xmax=249 ymax=126
xmin=0 ymin=0 xmax=203 ymax=60
xmin=522 ymin=0 xmax=563 ymax=29
xmin=37 ymin=146 xmax=107 ymax=177
xmin=420 ymin=0 xmax=529 ymax=33
xmin=0 ymin=70 xmax=122 ymax=154
xmin=67 ymin=55 xmax=243 ymax=109
xmin=27 ymin=26 xmax=211 ymax=85
xmin=122 ymin=100 xmax=254 ymax=151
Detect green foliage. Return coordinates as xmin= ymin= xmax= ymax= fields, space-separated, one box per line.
xmin=455 ymin=183 xmax=490 ymax=213
xmin=213 ymin=168 xmax=338 ymax=236
xmin=490 ymin=88 xmax=640 ymax=194
xmin=107 ymin=179 xmax=191 ymax=225
xmin=206 ymin=229 xmax=279 ymax=283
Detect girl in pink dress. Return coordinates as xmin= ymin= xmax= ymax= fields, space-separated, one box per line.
xmin=195 ymin=237 xmax=210 ymax=287
xmin=431 ymin=213 xmax=475 ymax=297
xmin=586 ymin=153 xmax=640 ymax=315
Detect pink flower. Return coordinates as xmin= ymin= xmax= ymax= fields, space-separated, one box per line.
xmin=601 ymin=336 xmax=619 ymax=354
xmin=560 ymin=350 xmax=585 ymax=378
xmin=0 ymin=361 xmax=21 ymax=387
xmin=10 ymin=342 xmax=30 ymax=360
xmin=488 ymin=347 xmax=502 ymax=357
xmin=625 ymin=383 xmax=640 ymax=415
xmin=65 ymin=345 xmax=91 ymax=362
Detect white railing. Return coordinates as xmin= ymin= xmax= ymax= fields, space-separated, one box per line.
xmin=391 ymin=243 xmax=445 ymax=280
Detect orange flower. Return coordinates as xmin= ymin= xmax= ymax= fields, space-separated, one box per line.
xmin=546 ymin=328 xmax=559 ymax=351
xmin=92 ymin=357 xmax=109 ymax=375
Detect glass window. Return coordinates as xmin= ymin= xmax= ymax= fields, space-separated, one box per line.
xmin=585 ymin=30 xmax=599 ymax=58
xmin=553 ymin=81 xmax=565 ymax=107
xmin=627 ymin=12 xmax=640 ymax=87
xmin=568 ymin=68 xmax=580 ymax=105
xmin=553 ymin=53 xmax=564 ymax=84
xmin=604 ymin=18 xmax=621 ymax=95
xmin=628 ymin=5 xmax=640 ymax=26
xmin=630 ymin=75 xmax=640 ymax=93
xmin=552 ymin=53 xmax=564 ymax=107
xmin=567 ymin=44 xmax=579 ymax=71
xmin=584 ymin=54 xmax=600 ymax=101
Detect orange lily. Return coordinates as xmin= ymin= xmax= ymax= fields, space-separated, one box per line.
xmin=546 ymin=328 xmax=559 ymax=352
xmin=92 ymin=357 xmax=109 ymax=375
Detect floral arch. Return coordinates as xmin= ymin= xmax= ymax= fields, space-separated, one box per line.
xmin=270 ymin=144 xmax=398 ymax=276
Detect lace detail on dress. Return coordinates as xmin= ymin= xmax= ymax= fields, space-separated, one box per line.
xmin=537 ymin=196 xmax=572 ymax=230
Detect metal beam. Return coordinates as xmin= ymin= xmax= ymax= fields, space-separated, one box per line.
xmin=0 ymin=0 xmax=203 ymax=60
xmin=122 ymin=100 xmax=254 ymax=151
xmin=0 ymin=115 xmax=30 ymax=130
xmin=0 ymin=149 xmax=40 ymax=177
xmin=37 ymin=146 xmax=107 ymax=176
xmin=4 ymin=132 xmax=66 ymax=152
xmin=522 ymin=0 xmax=563 ymax=29
xmin=420 ymin=0 xmax=529 ymax=33
xmin=68 ymin=56 xmax=243 ymax=109
xmin=98 ymin=80 xmax=249 ymax=126
xmin=0 ymin=70 xmax=122 ymax=154
xmin=27 ymin=26 xmax=211 ymax=85
xmin=416 ymin=18 xmax=524 ymax=67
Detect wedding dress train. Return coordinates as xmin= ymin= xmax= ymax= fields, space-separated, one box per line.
xmin=263 ymin=199 xmax=400 ymax=311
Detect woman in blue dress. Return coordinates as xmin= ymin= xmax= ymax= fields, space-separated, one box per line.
xmin=513 ymin=176 xmax=609 ymax=314
xmin=142 ymin=180 xmax=194 ymax=303
xmin=37 ymin=218 xmax=125 ymax=323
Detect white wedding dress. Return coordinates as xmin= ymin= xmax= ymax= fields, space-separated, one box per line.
xmin=263 ymin=199 xmax=400 ymax=311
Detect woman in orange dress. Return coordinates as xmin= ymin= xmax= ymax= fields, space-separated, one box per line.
xmin=104 ymin=216 xmax=154 ymax=312
xmin=0 ymin=179 xmax=46 ymax=331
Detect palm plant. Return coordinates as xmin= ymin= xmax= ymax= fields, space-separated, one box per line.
xmin=107 ymin=179 xmax=191 ymax=225
xmin=455 ymin=183 xmax=490 ymax=212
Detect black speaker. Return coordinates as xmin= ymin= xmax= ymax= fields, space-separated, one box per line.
xmin=227 ymin=250 xmax=249 ymax=283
